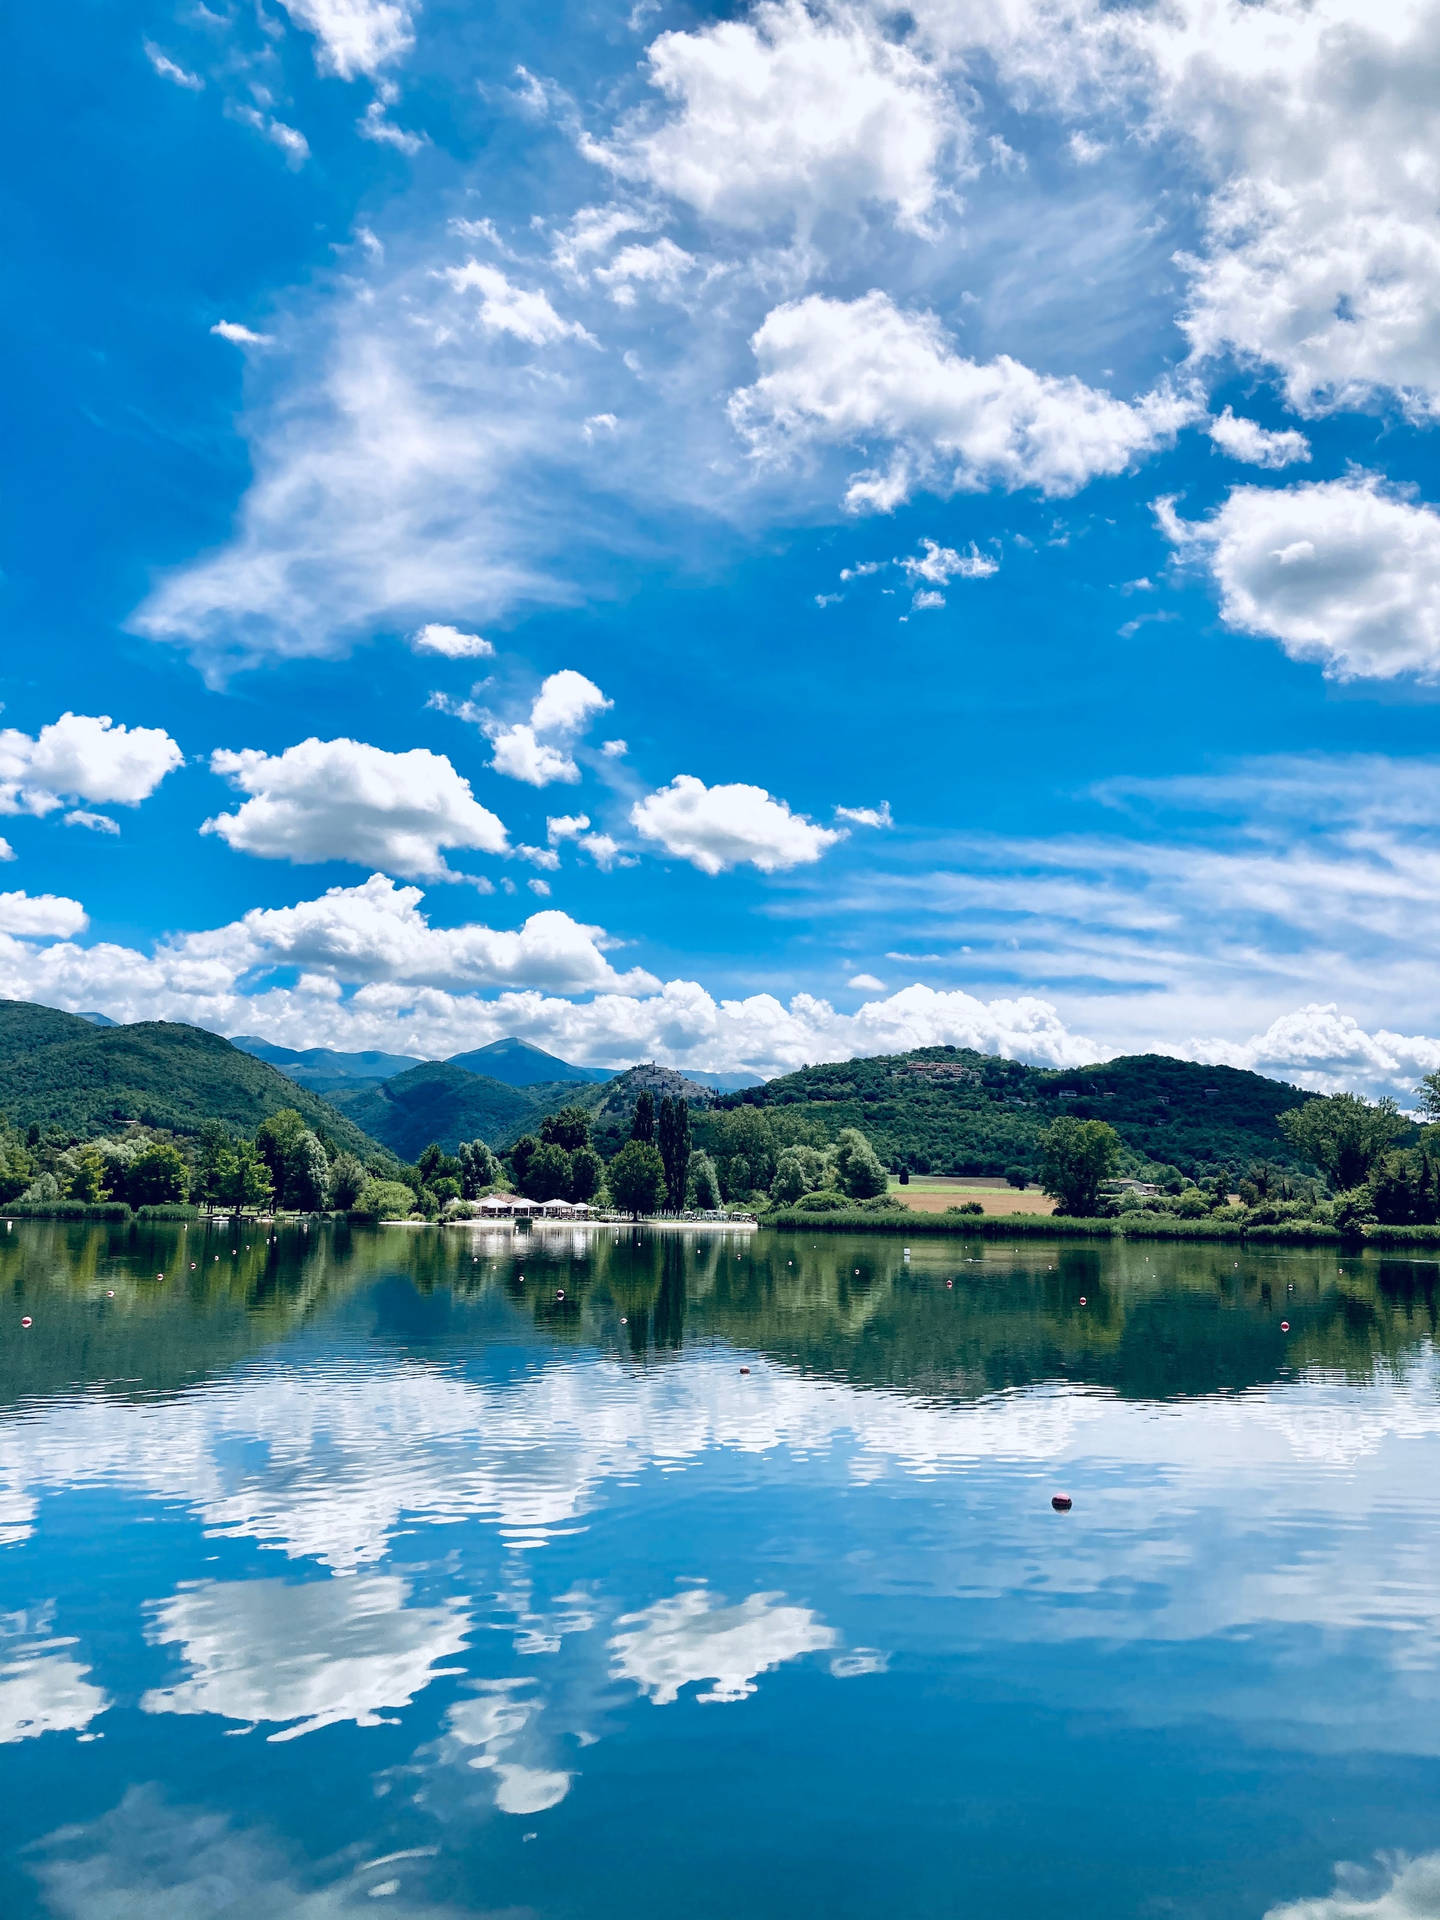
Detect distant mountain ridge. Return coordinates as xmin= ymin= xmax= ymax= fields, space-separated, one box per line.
xmin=446 ymin=1037 xmax=613 ymax=1086
xmin=230 ymin=1037 xmax=423 ymax=1087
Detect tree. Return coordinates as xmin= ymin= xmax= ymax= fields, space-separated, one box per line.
xmin=255 ymin=1109 xmax=329 ymax=1210
xmin=355 ymin=1178 xmax=418 ymax=1219
xmin=127 ymin=1142 xmax=188 ymax=1206
xmin=509 ymin=1134 xmax=539 ymax=1192
xmin=1418 ymin=1072 xmax=1440 ymax=1124
xmin=657 ymin=1096 xmax=691 ymax=1210
xmin=770 ymin=1144 xmax=827 ymax=1205
xmin=687 ymin=1150 xmax=722 ymax=1210
xmin=214 ymin=1141 xmax=273 ymax=1213
xmin=1038 ymin=1117 xmax=1120 ymax=1216
xmin=1005 ymin=1164 xmax=1029 ymax=1190
xmin=608 ymin=1140 xmax=665 ymax=1217
xmin=1279 ymin=1094 xmax=1406 ymax=1190
xmin=457 ymin=1139 xmax=501 ymax=1198
xmin=523 ymin=1143 xmax=572 ymax=1202
xmin=65 ymin=1145 xmax=110 ymax=1203
xmin=1370 ymin=1149 xmax=1440 ymax=1225
xmin=328 ymin=1152 xmax=366 ymax=1210
xmin=630 ymin=1090 xmax=656 ymax=1145
xmin=570 ymin=1146 xmax=604 ymax=1202
xmin=540 ymin=1106 xmax=592 ymax=1153
xmin=832 ymin=1127 xmax=887 ymax=1200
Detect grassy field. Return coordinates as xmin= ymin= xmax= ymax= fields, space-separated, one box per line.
xmin=887 ymin=1175 xmax=1058 ymax=1216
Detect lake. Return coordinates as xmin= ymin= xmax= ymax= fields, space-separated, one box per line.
xmin=3 ymin=1218 xmax=1440 ymax=1919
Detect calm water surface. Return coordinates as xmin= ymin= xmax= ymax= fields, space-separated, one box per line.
xmin=3 ymin=1219 xmax=1440 ymax=1918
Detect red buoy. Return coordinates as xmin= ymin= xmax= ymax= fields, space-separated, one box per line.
xmin=1079 ymin=1296 xmax=1087 ymax=1306
xmin=1281 ymin=1320 xmax=1290 ymax=1332
xmin=739 ymin=1366 xmax=750 ymax=1374
xmin=20 ymin=1317 xmax=31 ymax=1329
xmin=1051 ymin=1493 xmax=1072 ymax=1511
xmin=556 ymin=1289 xmax=565 ymax=1301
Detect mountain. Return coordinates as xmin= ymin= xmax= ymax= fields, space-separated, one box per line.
xmin=675 ymin=1069 xmax=766 ymax=1093
xmin=78 ymin=1011 xmax=118 ymax=1028
xmin=331 ymin=1061 xmax=539 ymax=1160
xmin=0 ymin=1002 xmax=389 ymax=1160
xmin=230 ymin=1036 xmax=423 ymax=1086
xmin=721 ymin=1047 xmax=1315 ymax=1179
xmin=446 ymin=1037 xmax=614 ymax=1087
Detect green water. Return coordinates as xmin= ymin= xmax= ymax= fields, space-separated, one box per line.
xmin=3 ymin=1218 xmax=1439 ymax=1917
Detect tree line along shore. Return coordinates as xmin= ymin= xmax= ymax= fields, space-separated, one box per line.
xmin=6 ymin=1074 xmax=1440 ymax=1249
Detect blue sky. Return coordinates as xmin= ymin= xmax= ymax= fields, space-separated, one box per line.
xmin=4 ymin=0 xmax=1440 ymax=1092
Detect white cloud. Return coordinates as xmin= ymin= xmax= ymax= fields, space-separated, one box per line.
xmin=445 ymin=262 xmax=594 ymax=347
xmin=609 ymin=1587 xmax=837 ymax=1704
xmin=144 ymin=42 xmax=203 ymax=90
xmin=1199 ymin=1004 xmax=1440 ymax=1102
xmin=0 ymin=892 xmax=88 ymax=938
xmin=847 ymin=972 xmax=885 ymax=990
xmin=143 ymin=1576 xmax=467 ymax=1740
xmin=211 ymin=320 xmax=274 ymax=347
xmin=203 ymin=737 xmax=509 ymax=879
xmin=546 ymin=814 xmax=590 ymax=844
xmin=598 ymin=0 xmax=965 ymax=235
xmin=731 ymin=291 xmax=1199 ymax=509
xmin=833 ymin=802 xmax=892 ymax=829
xmin=579 ymin=833 xmax=625 ymax=869
xmin=408 ymin=622 xmax=493 ymax=658
xmin=600 ymin=739 xmax=628 ymax=758
xmin=357 ymin=98 xmax=426 ymax=153
xmin=631 ymin=774 xmax=845 ymax=874
xmin=1264 ymin=1852 xmax=1440 ymax=1920
xmin=232 ymin=105 xmax=310 ymax=167
xmin=187 ymin=872 xmax=657 ymax=994
xmin=528 ymin=877 xmax=552 ymax=896
xmin=898 ymin=538 xmax=998 ymax=584
xmin=1207 ymin=408 xmax=1310 ymax=469
xmin=484 ymin=671 xmax=612 ymax=787
xmin=1160 ymin=474 xmax=1440 ymax=679
xmin=276 ymin=0 xmax=415 ymax=80
xmin=594 ymin=238 xmax=696 ymax=306
xmin=0 ymin=712 xmax=183 ymax=818
xmin=518 ymin=844 xmax=560 ymax=869
xmin=64 ymin=811 xmax=120 ymax=835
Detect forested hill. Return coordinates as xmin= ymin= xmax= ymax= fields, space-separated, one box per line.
xmin=0 ymin=1002 xmax=386 ymax=1159
xmin=722 ymin=1047 xmax=1314 ymax=1179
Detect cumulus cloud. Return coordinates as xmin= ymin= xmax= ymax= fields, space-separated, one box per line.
xmin=231 ymin=106 xmax=310 ymax=167
xmin=847 ymin=972 xmax=885 ymax=990
xmin=631 ymin=775 xmax=844 ymax=873
xmin=0 ymin=892 xmax=88 ymax=939
xmin=64 ymin=811 xmax=120 ymax=835
xmin=1264 ymin=1851 xmax=1440 ymax=1920
xmin=1159 ymin=474 xmax=1440 ymax=679
xmin=408 ymin=622 xmax=493 ymax=658
xmin=482 ymin=671 xmax=612 ymax=787
xmin=898 ymin=539 xmax=998 ymax=585
xmin=732 ymin=291 xmax=1199 ymax=509
xmin=211 ymin=320 xmax=273 ymax=347
xmin=0 ymin=713 xmax=183 ymax=818
xmin=1207 ymin=408 xmax=1310 ymax=469
xmin=445 ymin=262 xmax=594 ymax=347
xmin=203 ymin=737 xmax=509 ymax=879
xmin=1199 ymin=1004 xmax=1440 ymax=1102
xmin=594 ymin=238 xmax=696 ymax=307
xmin=595 ymin=0 xmax=965 ymax=235
xmin=276 ymin=0 xmax=415 ymax=80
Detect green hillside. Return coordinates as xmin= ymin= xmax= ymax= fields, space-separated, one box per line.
xmin=0 ymin=1002 xmax=387 ymax=1160
xmin=724 ymin=1046 xmax=1316 ymax=1179
xmin=447 ymin=1037 xmax=612 ymax=1087
xmin=332 ymin=1061 xmax=540 ymax=1159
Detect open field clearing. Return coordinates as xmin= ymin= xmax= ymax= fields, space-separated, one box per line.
xmin=887 ymin=1176 xmax=1058 ymax=1216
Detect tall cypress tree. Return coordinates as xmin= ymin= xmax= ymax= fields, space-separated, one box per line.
xmin=631 ymin=1089 xmax=656 ymax=1145
xmin=657 ymin=1096 xmax=690 ymax=1210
